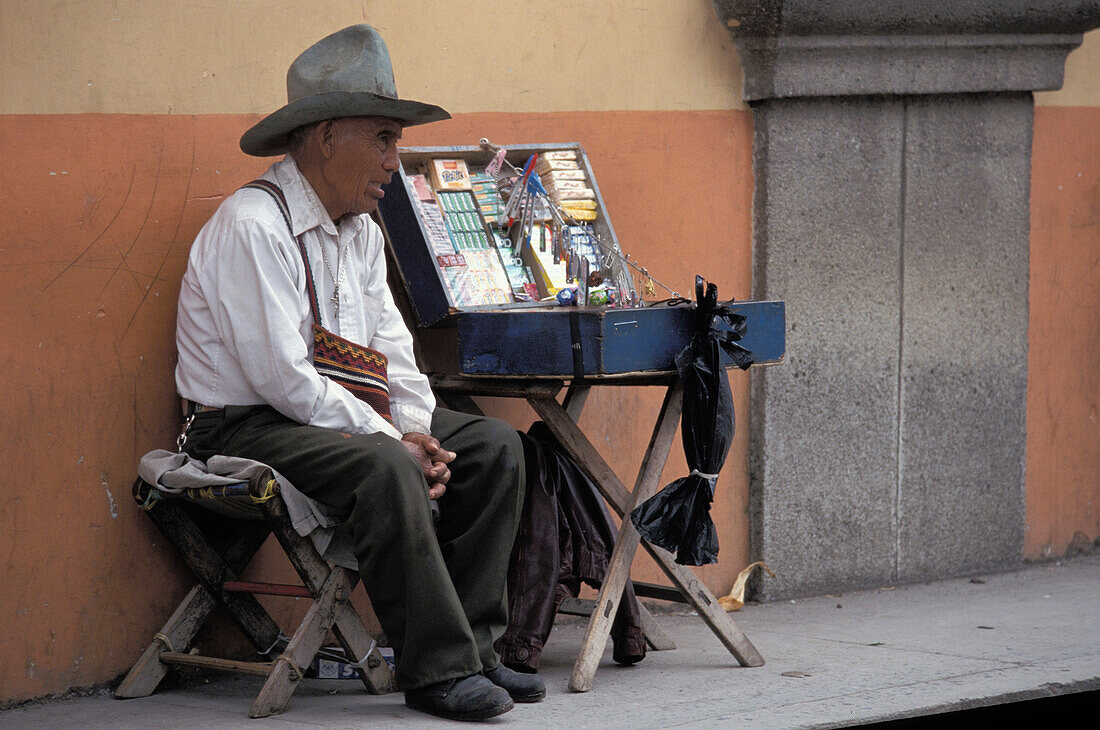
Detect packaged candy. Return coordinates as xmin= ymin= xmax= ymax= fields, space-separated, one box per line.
xmin=556 ymin=287 xmax=578 ymax=306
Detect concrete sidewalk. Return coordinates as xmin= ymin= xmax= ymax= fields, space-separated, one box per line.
xmin=4 ymin=553 xmax=1098 ymax=728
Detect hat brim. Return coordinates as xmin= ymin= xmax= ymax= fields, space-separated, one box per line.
xmin=240 ymin=91 xmax=451 ymax=157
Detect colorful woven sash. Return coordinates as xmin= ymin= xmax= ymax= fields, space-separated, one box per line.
xmin=242 ymin=179 xmax=393 ymax=424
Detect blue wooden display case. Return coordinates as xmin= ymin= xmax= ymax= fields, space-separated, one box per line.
xmin=376 ymin=143 xmax=785 ymax=377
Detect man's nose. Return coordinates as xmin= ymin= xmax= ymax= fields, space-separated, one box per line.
xmin=382 ymin=146 xmax=400 ymax=172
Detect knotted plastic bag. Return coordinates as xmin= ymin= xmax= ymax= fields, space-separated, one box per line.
xmin=630 ymin=276 xmax=753 ymax=565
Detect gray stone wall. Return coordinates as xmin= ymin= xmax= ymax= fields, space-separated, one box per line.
xmin=712 ymin=0 xmax=1100 ymax=598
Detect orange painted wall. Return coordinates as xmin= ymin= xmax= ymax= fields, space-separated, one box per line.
xmin=0 ymin=115 xmax=267 ymax=703
xmin=1025 ymin=106 xmax=1100 ymax=559
xmin=0 ymin=110 xmax=753 ymax=703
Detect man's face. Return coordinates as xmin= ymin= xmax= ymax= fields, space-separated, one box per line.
xmin=321 ymin=116 xmax=403 ymax=219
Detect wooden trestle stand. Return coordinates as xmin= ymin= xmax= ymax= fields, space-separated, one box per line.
xmin=430 ymin=371 xmax=765 ymax=693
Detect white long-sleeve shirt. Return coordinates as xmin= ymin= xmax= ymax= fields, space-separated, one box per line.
xmin=175 ymin=156 xmax=435 ymax=440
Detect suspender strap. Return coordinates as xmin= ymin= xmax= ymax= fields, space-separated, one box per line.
xmin=242 ymin=179 xmax=291 ymax=229
xmin=241 ymin=179 xmax=324 ymax=329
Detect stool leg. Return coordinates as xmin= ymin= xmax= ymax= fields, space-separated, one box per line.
xmin=115 ymin=584 xmax=216 ymax=698
xmin=260 ymin=497 xmax=395 ymax=695
xmin=332 ymin=590 xmax=397 ymax=694
xmin=116 ymin=516 xmax=271 ymax=699
xmin=249 ymin=568 xmax=348 ymax=718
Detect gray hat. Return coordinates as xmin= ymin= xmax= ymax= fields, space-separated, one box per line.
xmin=240 ymin=25 xmax=450 ymax=157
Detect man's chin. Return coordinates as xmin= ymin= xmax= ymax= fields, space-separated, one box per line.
xmin=347 ymin=199 xmax=380 ymax=217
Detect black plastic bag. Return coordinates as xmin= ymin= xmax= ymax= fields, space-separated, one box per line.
xmin=630 ymin=276 xmax=754 ymax=565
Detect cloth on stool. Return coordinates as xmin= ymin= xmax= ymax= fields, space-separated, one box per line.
xmin=494 ymin=421 xmax=646 ymax=672
xmin=138 ymin=448 xmax=356 ymax=569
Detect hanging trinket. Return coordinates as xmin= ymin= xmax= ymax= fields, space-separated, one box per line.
xmin=642 ymin=267 xmax=657 ymax=298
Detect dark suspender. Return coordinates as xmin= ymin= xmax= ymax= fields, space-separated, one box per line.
xmin=241 ymin=179 xmax=324 ymax=329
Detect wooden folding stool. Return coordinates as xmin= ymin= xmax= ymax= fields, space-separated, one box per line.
xmin=116 ymin=476 xmax=394 ymax=718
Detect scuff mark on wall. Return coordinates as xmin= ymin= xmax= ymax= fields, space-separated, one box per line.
xmin=117 ymin=130 xmax=195 ymax=350
xmin=103 ymin=477 xmax=118 ymax=519
xmin=39 ymin=165 xmax=137 ymax=294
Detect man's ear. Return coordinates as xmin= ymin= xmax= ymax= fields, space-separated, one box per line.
xmin=317 ymin=119 xmax=337 ymax=159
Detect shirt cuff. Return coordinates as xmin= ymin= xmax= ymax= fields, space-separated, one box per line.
xmin=374 ymin=418 xmax=404 ymax=441
xmin=392 ymin=403 xmax=434 ymax=436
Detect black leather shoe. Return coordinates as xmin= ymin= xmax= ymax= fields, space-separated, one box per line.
xmin=405 ymin=674 xmax=514 ymax=721
xmin=483 ymin=662 xmax=547 ymax=702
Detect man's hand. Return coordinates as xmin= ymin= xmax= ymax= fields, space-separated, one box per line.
xmin=401 ymin=432 xmax=457 ymax=500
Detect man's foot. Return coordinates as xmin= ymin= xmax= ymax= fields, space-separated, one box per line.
xmin=483 ymin=663 xmax=547 ymax=702
xmin=405 ymin=674 xmax=514 ymax=721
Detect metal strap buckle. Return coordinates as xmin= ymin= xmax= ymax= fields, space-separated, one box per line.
xmin=176 ymin=412 xmax=196 ymax=452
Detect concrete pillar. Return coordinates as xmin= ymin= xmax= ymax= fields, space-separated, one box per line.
xmin=710 ymin=1 xmax=1100 ymax=598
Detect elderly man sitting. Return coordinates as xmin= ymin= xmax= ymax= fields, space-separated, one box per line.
xmin=174 ymin=25 xmax=542 ymax=721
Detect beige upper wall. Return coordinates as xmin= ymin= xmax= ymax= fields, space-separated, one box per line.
xmin=0 ymin=0 xmax=745 ymax=114
xmin=1036 ymin=29 xmax=1100 ymax=106
xmin=1 ymin=0 xmax=1092 ymax=115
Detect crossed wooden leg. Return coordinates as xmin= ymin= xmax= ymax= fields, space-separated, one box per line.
xmin=528 ymin=381 xmax=765 ymax=692
xmin=115 ymin=516 xmax=272 ymax=699
xmin=257 ymin=495 xmax=395 ymax=717
xmin=116 ymin=484 xmax=393 ymax=718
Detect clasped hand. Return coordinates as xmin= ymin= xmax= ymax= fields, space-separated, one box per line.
xmin=401 ymin=432 xmax=456 ymax=500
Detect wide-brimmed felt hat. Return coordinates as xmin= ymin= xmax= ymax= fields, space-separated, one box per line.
xmin=240 ymin=24 xmax=450 ymax=157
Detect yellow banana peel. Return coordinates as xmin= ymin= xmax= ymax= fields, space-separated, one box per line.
xmin=718 ymin=561 xmax=775 ymax=611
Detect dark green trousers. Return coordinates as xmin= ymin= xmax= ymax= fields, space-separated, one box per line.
xmin=182 ymin=405 xmax=525 ymax=689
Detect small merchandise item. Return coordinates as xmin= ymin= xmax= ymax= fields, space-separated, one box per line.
xmin=407 ymin=175 xmax=458 ymax=257
xmin=555 ymin=286 xmax=578 ymax=306
xmin=537 ymin=150 xmax=598 ymax=222
xmin=470 ymin=172 xmax=505 ymax=224
xmin=564 ymin=225 xmax=601 ymax=272
xmin=433 ymin=189 xmax=512 ymax=305
xmin=527 ymin=222 xmax=570 ymax=294
xmin=243 ymin=180 xmax=393 ymax=422
xmin=561 ymin=198 xmax=597 ymax=222
xmin=492 ymin=230 xmax=537 ymax=300
xmin=587 ymin=286 xmax=618 ymax=306
xmin=428 ymin=158 xmax=472 ymax=190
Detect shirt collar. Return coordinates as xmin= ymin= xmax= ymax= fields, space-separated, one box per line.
xmin=271 ymin=156 xmax=364 ymax=238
